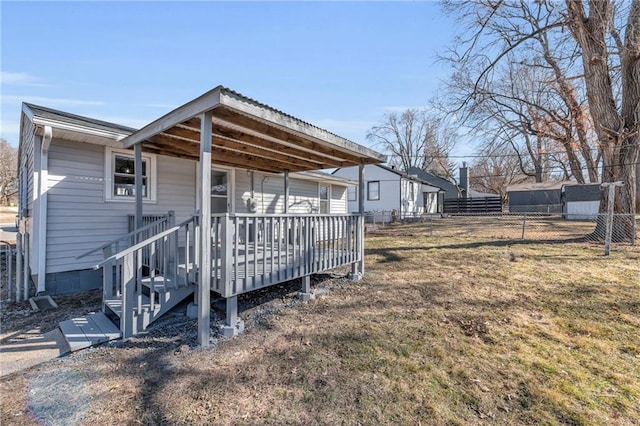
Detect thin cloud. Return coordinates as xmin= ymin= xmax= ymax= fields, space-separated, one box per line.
xmin=0 ymin=71 xmax=49 ymax=87
xmin=2 ymin=95 xmax=104 ymax=107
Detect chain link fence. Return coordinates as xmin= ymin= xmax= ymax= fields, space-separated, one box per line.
xmin=364 ymin=211 xmax=638 ymax=250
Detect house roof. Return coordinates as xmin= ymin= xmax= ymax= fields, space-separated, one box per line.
xmin=332 ymin=163 xmax=446 ymax=190
xmin=506 ymin=181 xmax=575 ymax=192
xmin=120 ymin=85 xmax=387 ymax=174
xmin=23 ymin=103 xmax=134 ymax=144
xmin=292 ymin=170 xmax=357 ymax=186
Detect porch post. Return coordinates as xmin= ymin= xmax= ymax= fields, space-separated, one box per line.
xmin=351 ymin=163 xmax=365 ymax=280
xmin=134 ymin=143 xmax=144 ymax=241
xmin=198 ymin=110 xmax=213 ymax=347
xmin=284 ymin=170 xmax=290 ymax=214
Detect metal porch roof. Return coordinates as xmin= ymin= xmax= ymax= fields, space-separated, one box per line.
xmin=120 ymin=86 xmax=387 ymax=173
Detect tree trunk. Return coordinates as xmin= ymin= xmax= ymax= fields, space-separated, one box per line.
xmin=566 ymin=0 xmax=639 ymax=216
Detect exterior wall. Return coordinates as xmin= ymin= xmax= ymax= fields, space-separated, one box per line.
xmin=18 ymin=113 xmax=37 ymax=272
xmin=408 ymin=167 xmax=460 ymax=200
xmin=44 ymin=268 xmax=102 ymax=295
xmin=330 ymin=185 xmax=347 ymax=214
xmin=45 ymin=138 xmax=197 ymax=274
xmin=235 ymin=170 xmax=325 ymax=214
xmin=400 ymin=178 xmax=421 ymax=218
xmin=565 ymin=201 xmax=600 ymax=220
xmin=508 ymin=189 xmax=562 ymax=213
xmin=424 ymin=192 xmax=439 ymax=213
xmin=334 ymin=164 xmax=400 ymax=214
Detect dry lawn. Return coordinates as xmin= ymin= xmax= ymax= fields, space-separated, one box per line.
xmin=1 ymin=222 xmax=639 ymax=425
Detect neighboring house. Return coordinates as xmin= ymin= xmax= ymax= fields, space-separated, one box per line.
xmin=17 ymin=86 xmax=386 ymax=343
xmin=408 ymin=165 xmax=502 ymax=213
xmin=562 ymin=184 xmax=601 ymax=219
xmin=506 ymin=181 xmax=601 ymax=218
xmin=332 ymin=164 xmax=444 ymax=220
xmin=407 ymin=166 xmax=461 ymax=200
xmin=507 ymin=181 xmax=566 ymax=213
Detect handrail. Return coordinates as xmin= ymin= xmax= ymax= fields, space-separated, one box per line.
xmin=223 ymin=213 xmax=361 ymax=218
xmin=94 ymin=215 xmax=196 ymax=268
xmin=76 ymin=214 xmax=170 ymax=259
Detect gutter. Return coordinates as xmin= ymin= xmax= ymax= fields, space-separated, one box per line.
xmin=36 ymin=125 xmax=52 ymax=293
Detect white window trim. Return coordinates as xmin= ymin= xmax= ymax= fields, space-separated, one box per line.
xmin=368 ymin=181 xmax=380 ymax=201
xmin=105 ymin=147 xmax=157 ymax=203
xmin=319 ymin=183 xmax=331 ymax=214
xmin=347 ymin=185 xmax=357 ymax=201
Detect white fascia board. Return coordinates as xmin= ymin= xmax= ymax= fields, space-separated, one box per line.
xmin=33 ymin=117 xmax=131 ymax=141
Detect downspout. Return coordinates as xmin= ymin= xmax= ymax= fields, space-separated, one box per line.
xmin=36 ymin=125 xmax=53 ymax=294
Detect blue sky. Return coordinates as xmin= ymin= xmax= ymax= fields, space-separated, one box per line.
xmin=1 ymin=1 xmax=465 ymax=161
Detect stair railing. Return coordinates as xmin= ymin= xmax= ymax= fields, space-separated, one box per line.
xmin=94 ymin=214 xmax=198 ymax=337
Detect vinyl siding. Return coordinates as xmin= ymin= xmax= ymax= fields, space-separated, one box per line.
xmin=330 ymin=185 xmax=347 ymax=214
xmin=334 ymin=164 xmax=401 ymax=213
xmin=235 ymin=170 xmax=320 ymax=214
xmin=289 ymin=179 xmax=318 ymax=213
xmin=19 ymin=113 xmax=37 ymax=269
xmin=45 ymin=139 xmax=196 ymax=274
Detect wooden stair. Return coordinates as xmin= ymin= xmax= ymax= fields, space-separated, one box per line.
xmin=58 ymin=312 xmax=121 ymax=353
xmin=59 ymin=274 xmax=194 ymax=351
xmin=103 ymin=273 xmax=195 ymax=336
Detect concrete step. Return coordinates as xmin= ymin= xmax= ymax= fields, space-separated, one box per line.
xmin=58 ymin=312 xmax=121 ymax=353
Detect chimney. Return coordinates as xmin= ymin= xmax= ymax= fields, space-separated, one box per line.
xmin=459 ymin=162 xmax=469 ymax=199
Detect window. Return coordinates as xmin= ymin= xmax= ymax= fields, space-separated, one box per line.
xmin=409 ymin=182 xmax=415 ymax=200
xmin=319 ymin=184 xmax=329 ymax=214
xmin=106 ymin=148 xmax=156 ymax=202
xmin=367 ymin=181 xmax=380 ymax=201
xmin=348 ymin=186 xmax=357 ymax=201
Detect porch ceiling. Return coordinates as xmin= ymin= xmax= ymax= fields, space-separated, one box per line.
xmin=121 ymin=86 xmax=386 ymax=173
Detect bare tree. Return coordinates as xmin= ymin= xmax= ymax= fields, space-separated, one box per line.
xmin=565 ymin=0 xmax=640 ymax=214
xmin=469 ymin=144 xmax=531 ymax=204
xmin=367 ymin=109 xmax=456 ymax=175
xmin=442 ymin=0 xmax=639 ymax=215
xmin=0 ymin=138 xmax=18 ymax=206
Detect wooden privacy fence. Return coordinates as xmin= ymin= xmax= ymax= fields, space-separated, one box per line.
xmin=443 ymin=197 xmax=502 ymax=214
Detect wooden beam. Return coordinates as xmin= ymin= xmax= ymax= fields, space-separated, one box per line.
xmin=213 ymin=108 xmax=373 ymax=164
xmin=174 ymin=120 xmax=353 ymax=167
xmin=163 ymin=125 xmax=332 ymax=170
xmin=198 ymin=110 xmax=212 ymax=347
xmin=148 ymin=133 xmax=309 ymax=173
xmin=122 ymin=87 xmax=222 ymax=148
xmin=284 ymin=170 xmax=290 ymax=214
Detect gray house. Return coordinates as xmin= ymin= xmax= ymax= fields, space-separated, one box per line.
xmin=332 ymin=163 xmax=444 ymax=220
xmin=16 ymin=86 xmax=386 ymax=345
xmin=506 ymin=181 xmax=601 ymax=218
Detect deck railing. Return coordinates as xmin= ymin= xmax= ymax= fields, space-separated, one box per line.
xmin=212 ymin=213 xmax=362 ymax=297
xmin=94 ymin=212 xmax=362 ymax=336
xmin=96 ymin=215 xmax=198 ymax=337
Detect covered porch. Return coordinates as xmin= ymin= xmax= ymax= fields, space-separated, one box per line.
xmin=114 ymin=86 xmax=385 ymax=345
